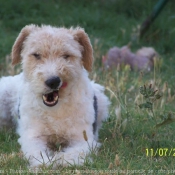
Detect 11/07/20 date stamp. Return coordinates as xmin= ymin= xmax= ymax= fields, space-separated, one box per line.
xmin=146 ymin=148 xmax=175 ymax=157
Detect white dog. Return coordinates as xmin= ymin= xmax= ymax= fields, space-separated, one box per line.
xmin=0 ymin=25 xmax=110 ymax=168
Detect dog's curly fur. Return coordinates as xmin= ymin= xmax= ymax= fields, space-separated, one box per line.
xmin=0 ymin=25 xmax=110 ymax=168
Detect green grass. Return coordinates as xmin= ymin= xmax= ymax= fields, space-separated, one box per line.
xmin=1 ymin=0 xmax=175 ymax=174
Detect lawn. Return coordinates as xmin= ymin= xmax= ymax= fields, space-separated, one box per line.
xmin=0 ymin=0 xmax=175 ymax=174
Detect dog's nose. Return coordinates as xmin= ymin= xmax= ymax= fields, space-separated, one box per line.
xmin=45 ymin=77 xmax=61 ymax=89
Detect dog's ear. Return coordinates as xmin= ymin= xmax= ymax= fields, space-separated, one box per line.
xmin=11 ymin=24 xmax=37 ymax=65
xmin=73 ymin=28 xmax=94 ymax=72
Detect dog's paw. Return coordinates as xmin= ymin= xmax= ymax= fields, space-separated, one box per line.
xmin=28 ymin=154 xmax=56 ymax=169
xmin=53 ymin=151 xmax=86 ymax=167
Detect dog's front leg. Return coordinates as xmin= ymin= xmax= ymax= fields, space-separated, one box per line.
xmin=18 ymin=134 xmax=55 ymax=168
xmin=53 ymin=139 xmax=100 ymax=167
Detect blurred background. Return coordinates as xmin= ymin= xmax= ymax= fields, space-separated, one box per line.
xmin=0 ymin=0 xmax=175 ymax=60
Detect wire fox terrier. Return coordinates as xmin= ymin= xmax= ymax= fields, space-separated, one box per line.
xmin=0 ymin=24 xmax=110 ymax=168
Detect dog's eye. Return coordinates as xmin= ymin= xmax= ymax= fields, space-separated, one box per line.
xmin=32 ymin=53 xmax=41 ymax=60
xmin=62 ymin=55 xmax=70 ymax=59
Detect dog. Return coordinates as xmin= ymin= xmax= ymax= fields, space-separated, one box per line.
xmin=0 ymin=25 xmax=110 ymax=168
xmin=103 ymin=45 xmax=158 ymax=72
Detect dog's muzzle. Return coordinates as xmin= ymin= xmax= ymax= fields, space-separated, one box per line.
xmin=43 ymin=77 xmax=61 ymax=107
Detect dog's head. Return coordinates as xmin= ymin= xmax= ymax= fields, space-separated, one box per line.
xmin=11 ymin=24 xmax=94 ymax=107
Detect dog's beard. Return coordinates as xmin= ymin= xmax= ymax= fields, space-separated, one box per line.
xmin=42 ymin=90 xmax=59 ymax=107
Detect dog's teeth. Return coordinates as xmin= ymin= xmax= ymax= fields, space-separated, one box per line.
xmin=43 ymin=95 xmax=47 ymax=101
xmin=42 ymin=90 xmax=59 ymax=107
xmin=54 ymin=96 xmax=58 ymax=101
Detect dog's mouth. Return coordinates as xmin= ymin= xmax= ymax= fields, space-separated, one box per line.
xmin=42 ymin=90 xmax=59 ymax=107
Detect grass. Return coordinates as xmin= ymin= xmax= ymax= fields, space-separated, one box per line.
xmin=0 ymin=0 xmax=175 ymax=174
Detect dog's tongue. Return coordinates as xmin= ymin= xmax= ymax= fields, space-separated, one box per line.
xmin=61 ymin=82 xmax=67 ymax=88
